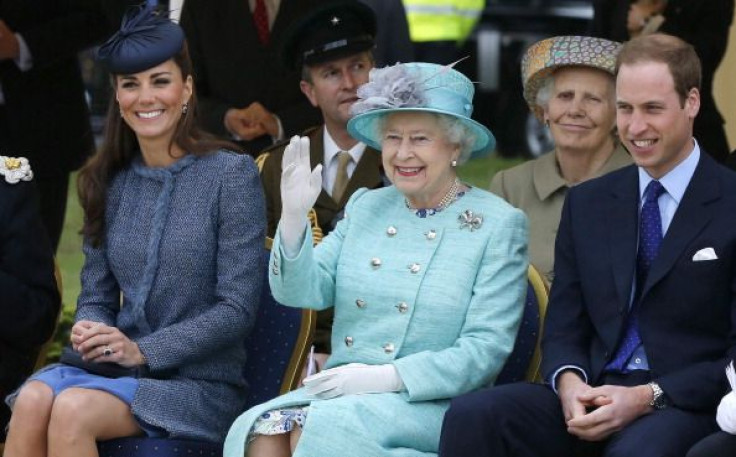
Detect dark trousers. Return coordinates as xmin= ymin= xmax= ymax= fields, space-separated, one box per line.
xmin=439 ymin=381 xmax=717 ymax=457
xmin=687 ymin=432 xmax=736 ymax=457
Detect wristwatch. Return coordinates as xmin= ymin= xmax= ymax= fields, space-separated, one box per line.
xmin=647 ymin=382 xmax=667 ymax=410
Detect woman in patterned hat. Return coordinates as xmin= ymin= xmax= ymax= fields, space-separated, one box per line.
xmin=223 ymin=62 xmax=529 ymax=457
xmin=489 ymin=35 xmax=632 ymax=282
xmin=3 ymin=5 xmax=265 ymax=454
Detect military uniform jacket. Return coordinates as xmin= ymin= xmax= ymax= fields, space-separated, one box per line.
xmin=224 ymin=185 xmax=528 ymax=457
xmin=259 ymin=126 xmax=385 ymax=238
xmin=259 ymin=126 xmax=385 ymax=352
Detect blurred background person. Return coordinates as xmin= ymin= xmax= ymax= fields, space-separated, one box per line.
xmin=0 ymin=158 xmax=60 ymax=442
xmin=224 ymin=61 xmax=528 ymax=457
xmin=403 ymin=0 xmax=484 ymax=64
xmin=591 ymin=0 xmax=734 ymax=164
xmin=0 ymin=0 xmax=109 ymax=251
xmin=259 ymin=1 xmax=387 ymax=365
xmin=359 ymin=0 xmax=414 ymax=66
xmin=490 ymin=36 xmax=631 ymax=282
xmin=179 ymin=0 xmax=323 ymax=155
xmin=3 ymin=6 xmax=265 ymax=455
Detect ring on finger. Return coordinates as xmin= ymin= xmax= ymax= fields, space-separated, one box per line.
xmin=103 ymin=345 xmax=113 ymax=357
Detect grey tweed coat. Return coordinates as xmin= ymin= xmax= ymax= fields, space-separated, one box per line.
xmin=75 ymin=150 xmax=265 ymax=441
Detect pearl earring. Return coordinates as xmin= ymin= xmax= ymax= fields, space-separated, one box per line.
xmin=451 ymin=159 xmax=458 ymax=167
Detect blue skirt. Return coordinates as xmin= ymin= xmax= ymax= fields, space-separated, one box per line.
xmin=10 ymin=365 xmax=165 ymax=437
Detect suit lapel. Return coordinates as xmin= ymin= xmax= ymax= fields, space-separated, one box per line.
xmin=641 ymin=155 xmax=721 ymax=297
xmin=607 ymin=166 xmax=640 ymax=308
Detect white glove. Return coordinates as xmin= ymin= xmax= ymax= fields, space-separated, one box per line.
xmin=279 ymin=136 xmax=323 ymax=254
xmin=303 ymin=363 xmax=404 ymax=399
xmin=717 ymin=362 xmax=736 ymax=433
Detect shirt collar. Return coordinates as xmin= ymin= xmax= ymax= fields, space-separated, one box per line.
xmin=638 ymin=139 xmax=700 ymax=205
xmin=323 ymin=127 xmax=366 ymax=166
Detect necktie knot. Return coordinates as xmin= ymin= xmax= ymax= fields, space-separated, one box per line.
xmin=645 ymin=180 xmax=665 ymax=204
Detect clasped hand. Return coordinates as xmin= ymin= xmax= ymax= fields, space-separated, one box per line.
xmin=70 ymin=320 xmax=145 ymax=367
xmin=303 ymin=363 xmax=403 ymax=399
xmin=559 ymin=373 xmax=652 ymax=441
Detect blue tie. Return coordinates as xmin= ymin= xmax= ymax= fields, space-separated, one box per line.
xmin=606 ymin=180 xmax=666 ymax=372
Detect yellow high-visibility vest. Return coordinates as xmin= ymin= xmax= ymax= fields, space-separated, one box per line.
xmin=403 ymin=0 xmax=486 ymax=43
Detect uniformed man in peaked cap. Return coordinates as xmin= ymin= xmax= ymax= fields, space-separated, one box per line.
xmin=258 ymin=0 xmax=387 ymax=360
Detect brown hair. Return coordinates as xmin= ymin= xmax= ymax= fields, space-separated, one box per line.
xmin=78 ymin=42 xmax=240 ymax=246
xmin=616 ymin=33 xmax=701 ymax=107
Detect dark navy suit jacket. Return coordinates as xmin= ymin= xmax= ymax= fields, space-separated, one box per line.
xmin=541 ymin=152 xmax=736 ymax=412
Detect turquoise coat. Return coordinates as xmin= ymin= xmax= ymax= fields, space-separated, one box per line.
xmin=224 ymin=185 xmax=528 ymax=457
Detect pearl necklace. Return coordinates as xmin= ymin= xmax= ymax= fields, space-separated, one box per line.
xmin=405 ymin=179 xmax=464 ymax=218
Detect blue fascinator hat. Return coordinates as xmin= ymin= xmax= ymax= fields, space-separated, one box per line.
xmin=97 ymin=4 xmax=184 ymax=74
xmin=347 ymin=62 xmax=495 ymax=159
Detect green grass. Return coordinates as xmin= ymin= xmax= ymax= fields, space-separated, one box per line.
xmin=52 ymin=154 xmax=526 ymax=357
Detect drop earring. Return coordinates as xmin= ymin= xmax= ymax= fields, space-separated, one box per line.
xmin=451 ymin=159 xmax=458 ymax=167
xmin=182 ymin=103 xmax=189 ymax=115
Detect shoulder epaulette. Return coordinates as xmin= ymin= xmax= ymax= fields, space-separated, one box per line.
xmin=0 ymin=156 xmax=33 ymax=184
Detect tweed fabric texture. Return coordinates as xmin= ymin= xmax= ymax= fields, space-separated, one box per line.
xmin=521 ymin=35 xmax=622 ymax=120
xmin=224 ymin=185 xmax=528 ymax=457
xmin=74 ymin=150 xmax=266 ymax=441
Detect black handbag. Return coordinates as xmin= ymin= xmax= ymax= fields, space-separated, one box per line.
xmin=60 ymin=346 xmax=148 ymax=379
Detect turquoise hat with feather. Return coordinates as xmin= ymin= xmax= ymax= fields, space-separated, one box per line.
xmin=347 ymin=62 xmax=495 ymax=160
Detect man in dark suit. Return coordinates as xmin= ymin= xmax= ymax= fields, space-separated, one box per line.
xmin=0 ymin=0 xmax=108 ymax=251
xmin=0 ymin=160 xmax=60 ymax=439
xmin=259 ymin=1 xmax=385 ymax=359
xmin=179 ymin=0 xmax=323 ymax=155
xmin=439 ymin=33 xmax=736 ymax=457
xmin=591 ymin=0 xmax=734 ymax=164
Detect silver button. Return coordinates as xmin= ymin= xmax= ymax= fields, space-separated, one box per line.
xmin=409 ymin=263 xmax=421 ymax=273
xmin=425 ymin=230 xmax=436 ymax=240
xmin=387 ymin=226 xmax=397 ymax=237
xmin=371 ymin=257 xmax=382 ymax=268
xmin=272 ymin=267 xmax=279 ymax=276
xmin=383 ymin=343 xmax=395 ymax=354
xmin=356 ymin=299 xmax=366 ymax=308
xmin=396 ymin=302 xmax=409 ymax=313
xmin=345 ymin=336 xmax=354 ymax=347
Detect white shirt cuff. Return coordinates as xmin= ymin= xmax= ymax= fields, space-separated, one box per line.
xmin=14 ymin=33 xmax=33 ymax=72
xmin=550 ymin=365 xmax=588 ymax=394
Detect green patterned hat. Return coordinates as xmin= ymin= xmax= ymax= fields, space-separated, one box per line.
xmin=521 ymin=35 xmax=622 ymax=120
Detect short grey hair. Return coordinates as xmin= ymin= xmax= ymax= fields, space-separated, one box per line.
xmin=534 ymin=75 xmax=555 ymax=111
xmin=375 ymin=112 xmax=477 ymax=163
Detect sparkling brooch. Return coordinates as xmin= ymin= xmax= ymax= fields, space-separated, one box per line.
xmin=458 ymin=210 xmax=483 ymax=231
xmin=0 ymin=156 xmax=33 ymax=184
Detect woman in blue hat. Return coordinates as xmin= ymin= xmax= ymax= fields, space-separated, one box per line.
xmin=224 ymin=62 xmax=528 ymax=457
xmin=3 ymin=6 xmax=265 ymax=455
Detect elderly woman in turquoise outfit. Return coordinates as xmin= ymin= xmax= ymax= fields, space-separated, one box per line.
xmin=224 ymin=62 xmax=529 ymax=457
xmin=3 ymin=6 xmax=264 ymax=456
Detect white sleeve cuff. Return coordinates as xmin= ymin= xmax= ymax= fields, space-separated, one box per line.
xmin=14 ymin=33 xmax=33 ymax=72
xmin=550 ymin=365 xmax=588 ymax=394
